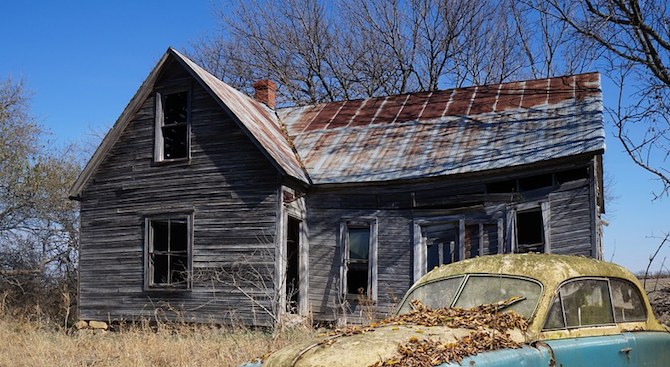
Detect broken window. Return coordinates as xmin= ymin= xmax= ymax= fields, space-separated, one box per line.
xmin=341 ymin=219 xmax=377 ymax=299
xmin=424 ymin=223 xmax=459 ymax=271
xmin=519 ymin=174 xmax=553 ymax=191
xmin=156 ymin=90 xmax=189 ymax=161
xmin=487 ymin=179 xmax=517 ymax=193
xmin=516 ymin=210 xmax=544 ymax=253
xmin=555 ymin=167 xmax=589 ymax=184
xmin=486 ymin=167 xmax=590 ymax=194
xmin=147 ymin=217 xmax=191 ymax=288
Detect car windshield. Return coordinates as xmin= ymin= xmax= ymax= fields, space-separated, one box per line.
xmin=397 ymin=275 xmax=542 ymax=319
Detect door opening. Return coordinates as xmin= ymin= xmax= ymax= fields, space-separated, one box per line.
xmin=286 ymin=217 xmax=300 ymax=313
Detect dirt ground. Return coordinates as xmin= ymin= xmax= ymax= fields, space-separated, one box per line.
xmin=642 ymin=276 xmax=670 ymax=325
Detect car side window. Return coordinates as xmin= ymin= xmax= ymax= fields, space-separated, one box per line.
xmin=544 ymin=278 xmax=615 ymax=330
xmin=610 ymin=278 xmax=647 ymax=322
xmin=561 ymin=279 xmax=614 ymax=327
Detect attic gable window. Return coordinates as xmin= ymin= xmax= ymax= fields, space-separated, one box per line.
xmin=155 ymin=90 xmax=190 ymax=161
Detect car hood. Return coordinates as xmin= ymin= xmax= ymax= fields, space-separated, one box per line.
xmin=263 ymin=324 xmax=527 ymax=367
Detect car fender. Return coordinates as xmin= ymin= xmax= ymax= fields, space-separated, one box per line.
xmin=439 ymin=343 xmax=554 ymax=367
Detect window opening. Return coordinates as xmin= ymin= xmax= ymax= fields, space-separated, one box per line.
xmin=516 ymin=210 xmax=544 ymax=253
xmin=286 ymin=217 xmax=300 ymax=312
xmin=519 ymin=174 xmax=553 ymax=191
xmin=149 ymin=218 xmax=189 ymax=288
xmin=158 ymin=91 xmax=189 ymax=160
xmin=486 ymin=179 xmax=517 ymax=193
xmin=347 ymin=227 xmax=370 ymax=295
xmin=486 ymin=167 xmax=590 ymax=194
xmin=555 ymin=167 xmax=588 ymax=184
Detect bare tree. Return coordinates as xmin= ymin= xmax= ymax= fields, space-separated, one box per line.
xmin=0 ymin=76 xmax=81 ymax=321
xmin=190 ymin=0 xmax=588 ymax=105
xmin=540 ymin=0 xmax=670 ymax=198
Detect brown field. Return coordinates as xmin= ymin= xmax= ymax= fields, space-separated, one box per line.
xmin=1 ymin=277 xmax=669 ymax=367
xmin=642 ymin=276 xmax=670 ymax=325
xmin=0 ymin=318 xmax=312 ymax=367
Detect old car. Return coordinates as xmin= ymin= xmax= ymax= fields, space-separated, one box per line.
xmin=248 ymin=254 xmax=670 ymax=367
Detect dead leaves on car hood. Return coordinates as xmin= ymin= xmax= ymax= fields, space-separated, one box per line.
xmin=317 ymin=298 xmax=529 ymax=367
xmin=374 ymin=331 xmax=523 ymax=367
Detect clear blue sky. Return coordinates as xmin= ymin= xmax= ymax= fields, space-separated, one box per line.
xmin=2 ymin=1 xmax=667 ymax=273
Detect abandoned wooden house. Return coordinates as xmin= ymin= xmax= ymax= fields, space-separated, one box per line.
xmin=70 ymin=47 xmax=605 ymax=325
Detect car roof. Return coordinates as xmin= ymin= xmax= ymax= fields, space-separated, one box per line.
xmin=411 ymin=254 xmax=669 ymax=339
xmin=416 ymin=253 xmax=639 ymax=291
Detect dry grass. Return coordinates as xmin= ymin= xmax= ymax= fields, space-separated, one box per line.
xmin=0 ymin=317 xmax=313 ymax=367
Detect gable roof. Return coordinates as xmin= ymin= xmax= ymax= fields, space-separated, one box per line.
xmin=69 ymin=48 xmax=309 ymax=198
xmin=278 ymin=73 xmax=605 ymax=184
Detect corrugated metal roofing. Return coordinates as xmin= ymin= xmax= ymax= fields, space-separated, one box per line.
xmin=278 ymin=73 xmax=604 ymax=184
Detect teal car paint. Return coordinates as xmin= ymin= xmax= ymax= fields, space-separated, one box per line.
xmin=442 ymin=344 xmax=555 ymax=367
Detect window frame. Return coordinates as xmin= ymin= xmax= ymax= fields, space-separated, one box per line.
xmin=413 ymin=216 xmax=465 ymax=282
xmin=508 ymin=202 xmax=551 ymax=254
xmin=339 ymin=218 xmax=378 ymax=301
xmin=144 ymin=213 xmax=194 ymax=290
xmin=154 ymin=87 xmax=192 ymax=163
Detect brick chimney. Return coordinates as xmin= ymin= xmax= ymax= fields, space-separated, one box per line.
xmin=253 ymin=79 xmax=277 ymax=109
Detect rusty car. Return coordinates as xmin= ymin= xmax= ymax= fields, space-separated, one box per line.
xmin=245 ymin=254 xmax=670 ymax=367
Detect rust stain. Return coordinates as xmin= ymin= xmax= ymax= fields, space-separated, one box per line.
xmin=277 ymin=73 xmax=604 ymax=184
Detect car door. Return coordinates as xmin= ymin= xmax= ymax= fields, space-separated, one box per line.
xmin=623 ymin=331 xmax=670 ymax=366
xmin=545 ymin=334 xmax=632 ymax=367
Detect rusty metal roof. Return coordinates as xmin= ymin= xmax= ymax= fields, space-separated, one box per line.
xmin=278 ymin=73 xmax=604 ymax=184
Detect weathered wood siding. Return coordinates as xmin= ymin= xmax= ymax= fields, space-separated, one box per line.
xmin=305 ymin=159 xmax=601 ymax=323
xmin=78 ymin=60 xmax=281 ymax=325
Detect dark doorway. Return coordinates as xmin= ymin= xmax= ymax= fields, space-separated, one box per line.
xmin=286 ymin=217 xmax=300 ymax=313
